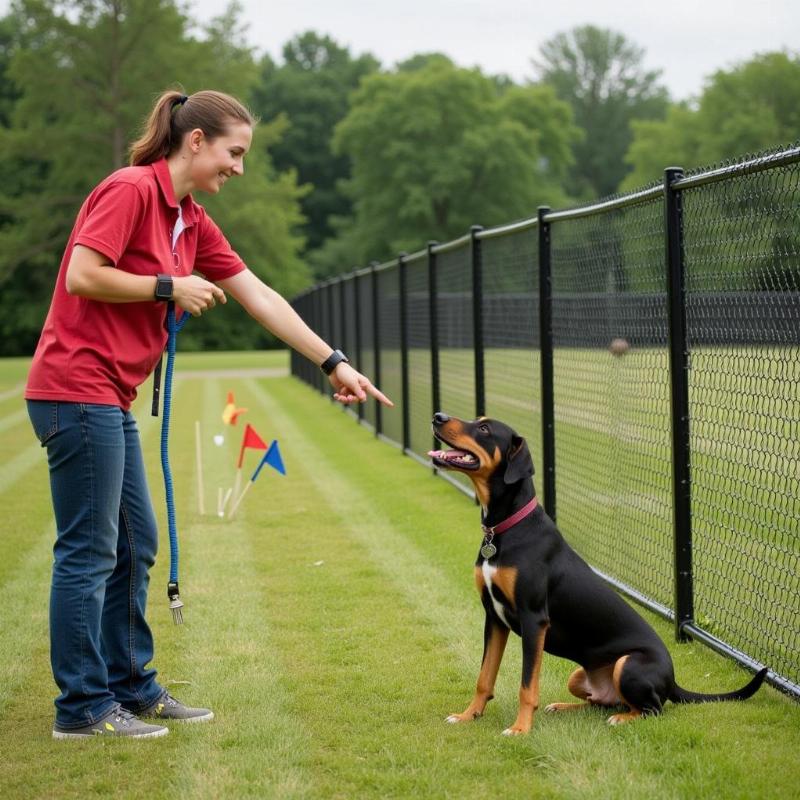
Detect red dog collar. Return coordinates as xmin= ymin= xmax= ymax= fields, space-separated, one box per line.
xmin=481 ymin=497 xmax=538 ymax=536
xmin=479 ymin=498 xmax=538 ymax=559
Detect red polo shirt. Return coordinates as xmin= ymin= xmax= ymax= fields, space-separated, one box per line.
xmin=26 ymin=159 xmax=246 ymax=410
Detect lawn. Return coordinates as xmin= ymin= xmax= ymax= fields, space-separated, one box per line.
xmin=0 ymin=350 xmax=798 ymax=800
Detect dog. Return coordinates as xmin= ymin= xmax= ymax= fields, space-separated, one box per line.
xmin=429 ymin=412 xmax=768 ymax=735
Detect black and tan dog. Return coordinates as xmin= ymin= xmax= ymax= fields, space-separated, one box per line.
xmin=429 ymin=412 xmax=767 ymax=735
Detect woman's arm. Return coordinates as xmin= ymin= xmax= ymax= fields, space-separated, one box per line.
xmin=218 ymin=268 xmax=393 ymax=407
xmin=66 ymin=245 xmax=225 ymax=316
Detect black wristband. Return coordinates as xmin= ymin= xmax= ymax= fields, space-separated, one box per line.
xmin=320 ymin=349 xmax=349 ymax=376
xmin=154 ymin=274 xmax=173 ymax=301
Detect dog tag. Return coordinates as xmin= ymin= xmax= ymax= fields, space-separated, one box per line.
xmin=480 ymin=542 xmax=497 ymax=559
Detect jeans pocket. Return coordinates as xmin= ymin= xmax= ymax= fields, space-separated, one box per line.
xmin=27 ymin=400 xmax=59 ymax=445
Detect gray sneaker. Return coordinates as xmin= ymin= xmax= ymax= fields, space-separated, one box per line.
xmin=53 ymin=706 xmax=168 ymax=739
xmin=140 ymin=690 xmax=214 ymax=723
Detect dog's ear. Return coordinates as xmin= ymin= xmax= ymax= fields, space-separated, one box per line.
xmin=504 ymin=434 xmax=534 ymax=484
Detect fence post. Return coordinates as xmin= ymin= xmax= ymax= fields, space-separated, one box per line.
xmin=371 ymin=261 xmax=382 ymax=437
xmin=398 ymin=253 xmax=411 ymax=452
xmin=339 ymin=277 xmax=348 ymax=360
xmin=537 ymin=206 xmax=556 ymax=522
xmin=428 ymin=241 xmax=440 ymax=469
xmin=325 ymin=280 xmax=335 ymax=402
xmin=314 ymin=286 xmax=324 ymax=394
xmin=471 ymin=225 xmax=485 ymax=417
xmin=353 ymin=271 xmax=364 ymax=422
xmin=664 ymin=166 xmax=694 ymax=642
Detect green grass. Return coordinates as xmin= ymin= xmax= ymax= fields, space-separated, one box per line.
xmin=1 ymin=350 xmax=799 ymax=799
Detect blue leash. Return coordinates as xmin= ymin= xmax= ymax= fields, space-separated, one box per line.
xmin=155 ymin=301 xmax=190 ymax=624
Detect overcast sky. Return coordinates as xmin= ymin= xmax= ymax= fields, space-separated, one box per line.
xmin=1 ymin=0 xmax=796 ymax=100
xmin=187 ymin=0 xmax=798 ymax=100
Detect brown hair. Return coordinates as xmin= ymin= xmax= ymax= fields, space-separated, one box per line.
xmin=129 ymin=89 xmax=256 ymax=167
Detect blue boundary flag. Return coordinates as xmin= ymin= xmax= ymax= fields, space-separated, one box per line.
xmin=251 ymin=440 xmax=286 ymax=481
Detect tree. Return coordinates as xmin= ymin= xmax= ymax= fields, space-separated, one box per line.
xmin=623 ymin=51 xmax=800 ymax=187
xmin=623 ymin=52 xmax=800 ymax=293
xmin=250 ymin=32 xmax=379 ymax=270
xmin=533 ymin=25 xmax=669 ymax=198
xmin=0 ymin=0 xmax=309 ymax=354
xmin=326 ymin=61 xmax=580 ymax=269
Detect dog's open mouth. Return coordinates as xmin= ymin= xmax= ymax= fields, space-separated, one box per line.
xmin=428 ymin=438 xmax=480 ymax=470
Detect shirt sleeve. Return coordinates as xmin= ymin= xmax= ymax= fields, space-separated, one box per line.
xmin=73 ymin=180 xmax=147 ymax=265
xmin=193 ymin=207 xmax=247 ymax=281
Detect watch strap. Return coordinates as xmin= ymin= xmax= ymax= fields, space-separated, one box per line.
xmin=320 ymin=349 xmax=349 ymax=375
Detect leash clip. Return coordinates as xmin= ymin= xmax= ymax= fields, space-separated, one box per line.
xmin=167 ymin=581 xmax=184 ymax=625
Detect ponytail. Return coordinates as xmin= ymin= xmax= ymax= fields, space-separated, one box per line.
xmin=129 ymin=88 xmax=256 ymax=167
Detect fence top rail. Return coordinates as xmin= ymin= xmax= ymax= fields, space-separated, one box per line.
xmin=477 ymin=215 xmax=539 ymax=240
xmin=672 ymin=145 xmax=800 ymax=191
xmin=403 ymin=247 xmax=428 ymax=264
xmin=373 ymin=257 xmax=400 ymax=274
xmin=431 ymin=233 xmax=471 ymax=255
xmin=544 ymin=184 xmax=663 ymax=223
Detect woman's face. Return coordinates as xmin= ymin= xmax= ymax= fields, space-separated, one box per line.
xmin=190 ymin=121 xmax=253 ymax=194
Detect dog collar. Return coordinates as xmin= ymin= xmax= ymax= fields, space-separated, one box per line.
xmin=480 ymin=498 xmax=538 ymax=559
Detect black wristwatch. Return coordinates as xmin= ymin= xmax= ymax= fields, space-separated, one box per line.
xmin=154 ymin=274 xmax=173 ymax=301
xmin=320 ymin=349 xmax=349 ymax=375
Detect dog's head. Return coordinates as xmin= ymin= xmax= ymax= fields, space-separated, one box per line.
xmin=429 ymin=413 xmax=534 ymax=507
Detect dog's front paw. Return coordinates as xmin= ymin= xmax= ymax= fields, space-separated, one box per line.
xmin=501 ymin=724 xmax=529 ymax=736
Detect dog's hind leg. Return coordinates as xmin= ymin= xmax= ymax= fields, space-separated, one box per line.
xmin=446 ymin=616 xmax=509 ymax=724
xmin=545 ymin=667 xmax=593 ymax=713
xmin=607 ymin=654 xmax=664 ymax=725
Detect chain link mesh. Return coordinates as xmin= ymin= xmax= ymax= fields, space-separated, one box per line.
xmin=550 ymin=199 xmax=674 ymax=611
xmin=435 ymin=243 xmax=475 ymax=493
xmin=681 ymin=159 xmax=800 ymax=687
xmin=376 ymin=264 xmax=403 ymax=444
xmin=405 ymin=252 xmax=433 ymax=460
xmin=290 ymin=143 xmax=800 ymax=696
xmin=481 ymin=227 xmax=543 ymax=476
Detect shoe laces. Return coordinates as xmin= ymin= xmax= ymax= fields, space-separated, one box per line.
xmin=113 ymin=707 xmax=137 ymax=727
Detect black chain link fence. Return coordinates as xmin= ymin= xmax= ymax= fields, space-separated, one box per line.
xmin=290 ymin=143 xmax=800 ymax=698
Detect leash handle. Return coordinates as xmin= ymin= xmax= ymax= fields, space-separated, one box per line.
xmin=160 ymin=302 xmax=189 ymax=623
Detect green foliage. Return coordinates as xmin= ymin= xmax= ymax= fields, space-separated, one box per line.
xmin=327 ymin=61 xmax=580 ymax=268
xmin=624 ymin=51 xmax=800 ymax=187
xmin=0 ymin=0 xmax=307 ymax=355
xmin=622 ymin=52 xmax=800 ymax=293
xmin=534 ymin=24 xmax=670 ymax=198
xmin=249 ymin=31 xmax=379 ymax=267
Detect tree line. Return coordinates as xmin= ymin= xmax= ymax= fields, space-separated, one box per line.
xmin=0 ymin=0 xmax=797 ymax=355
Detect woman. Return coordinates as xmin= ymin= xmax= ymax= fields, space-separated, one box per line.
xmin=25 ymin=89 xmax=392 ymax=739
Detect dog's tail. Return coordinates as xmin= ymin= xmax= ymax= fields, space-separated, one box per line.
xmin=670 ymin=667 xmax=768 ymax=704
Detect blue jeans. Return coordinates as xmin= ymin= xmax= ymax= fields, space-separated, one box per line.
xmin=27 ymin=401 xmax=163 ymax=728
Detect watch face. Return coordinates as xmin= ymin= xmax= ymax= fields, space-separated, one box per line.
xmin=156 ymin=276 xmax=172 ymax=299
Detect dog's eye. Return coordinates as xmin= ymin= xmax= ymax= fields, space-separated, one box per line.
xmin=478 ymin=423 xmax=490 ymax=434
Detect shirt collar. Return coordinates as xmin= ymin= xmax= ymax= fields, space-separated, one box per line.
xmin=151 ymin=158 xmax=198 ymax=226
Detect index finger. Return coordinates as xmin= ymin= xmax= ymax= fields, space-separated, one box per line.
xmin=366 ymin=382 xmax=394 ymax=408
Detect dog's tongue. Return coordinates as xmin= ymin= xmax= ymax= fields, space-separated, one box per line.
xmin=428 ymin=449 xmax=469 ymax=460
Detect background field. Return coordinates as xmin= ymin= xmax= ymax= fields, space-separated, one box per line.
xmin=0 ymin=350 xmax=798 ymax=800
